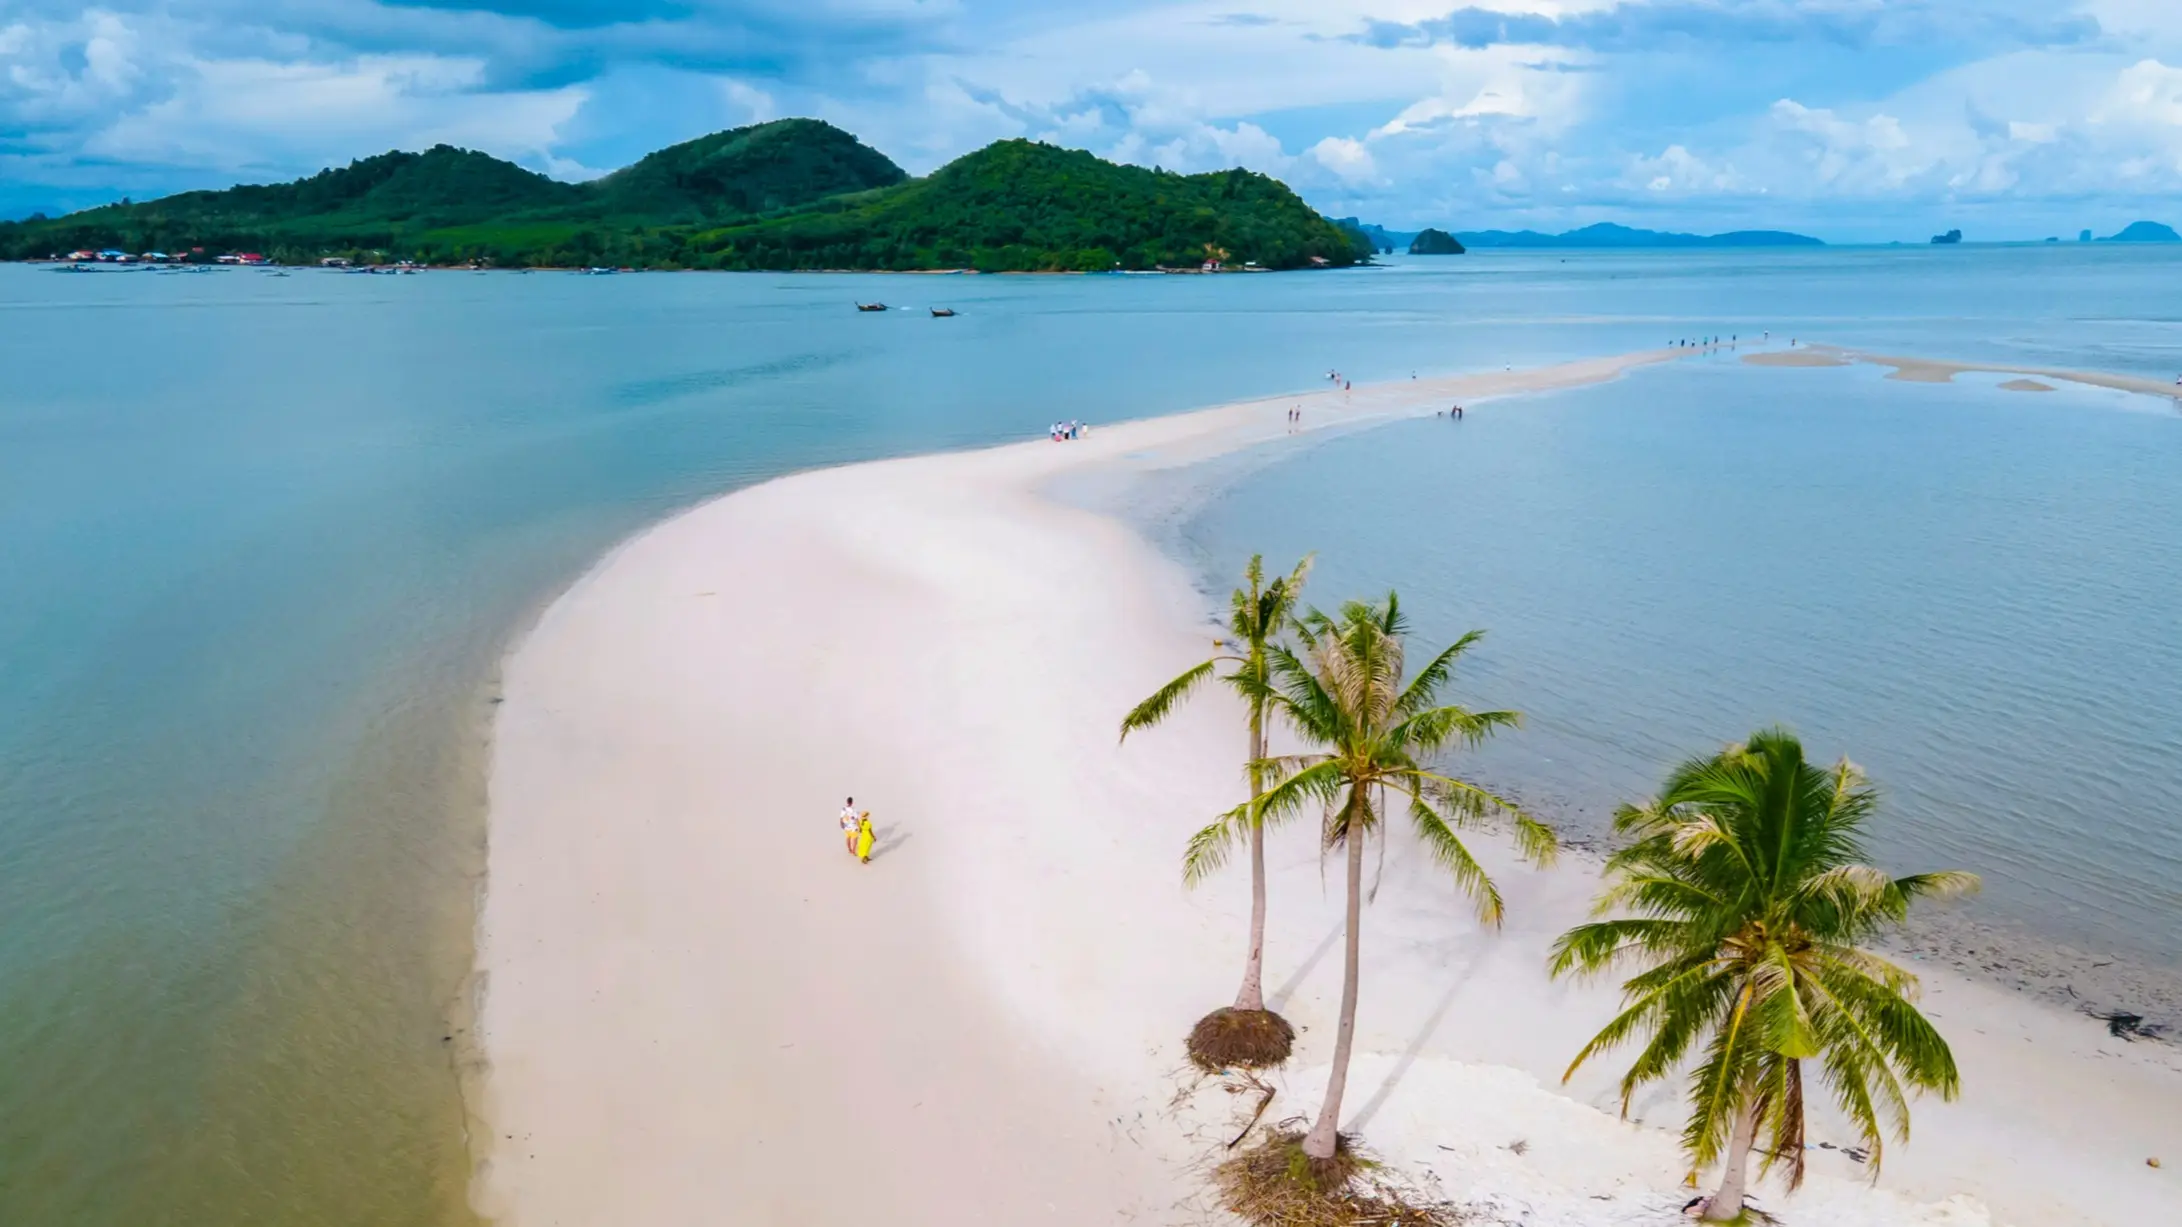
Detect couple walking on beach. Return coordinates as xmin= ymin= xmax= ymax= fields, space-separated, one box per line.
xmin=838 ymin=797 xmax=876 ymax=864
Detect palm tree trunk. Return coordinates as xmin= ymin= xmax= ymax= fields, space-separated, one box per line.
xmin=1234 ymin=714 xmax=1268 ymax=1013
xmin=1301 ymin=814 xmax=1366 ymax=1161
xmin=1703 ymin=1097 xmax=1761 ymax=1222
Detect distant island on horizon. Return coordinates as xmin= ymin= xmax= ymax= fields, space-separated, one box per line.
xmin=2101 ymin=220 xmax=2181 ymax=242
xmin=1334 ymin=218 xmax=1824 ymax=252
xmin=1459 ymin=222 xmax=1825 ymax=249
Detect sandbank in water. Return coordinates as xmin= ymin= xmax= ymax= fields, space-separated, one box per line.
xmin=477 ymin=347 xmax=2180 ymax=1226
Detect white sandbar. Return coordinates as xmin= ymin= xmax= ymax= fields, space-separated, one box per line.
xmin=475 ymin=350 xmax=2181 ymax=1226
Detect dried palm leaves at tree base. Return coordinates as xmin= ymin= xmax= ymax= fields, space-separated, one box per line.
xmin=1214 ymin=1127 xmax=1464 ymax=1227
xmin=1188 ymin=1006 xmax=1297 ymax=1071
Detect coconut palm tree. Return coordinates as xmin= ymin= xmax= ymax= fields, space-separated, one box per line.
xmin=1120 ymin=554 xmax=1311 ymax=1068
xmin=1252 ymin=594 xmax=1556 ymax=1164
xmin=1549 ymin=729 xmax=1978 ymax=1223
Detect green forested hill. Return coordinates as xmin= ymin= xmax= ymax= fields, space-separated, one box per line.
xmin=684 ymin=140 xmax=1365 ymax=271
xmin=0 ymin=122 xmax=1365 ymax=271
xmin=9 ymin=146 xmax=587 ymax=260
xmin=589 ymin=122 xmax=908 ymax=222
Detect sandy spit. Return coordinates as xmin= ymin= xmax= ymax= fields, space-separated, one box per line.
xmin=1753 ymin=345 xmax=2182 ymax=398
xmin=1743 ymin=349 xmax=1852 ymax=368
xmin=475 ymin=348 xmax=2181 ymax=1226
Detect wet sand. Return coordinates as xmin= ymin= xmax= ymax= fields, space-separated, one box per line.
xmin=1746 ymin=346 xmax=2182 ymax=399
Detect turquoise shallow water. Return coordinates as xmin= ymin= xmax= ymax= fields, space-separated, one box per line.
xmin=0 ymin=247 xmax=2178 ymax=1224
xmin=1173 ymin=358 xmax=2182 ymax=975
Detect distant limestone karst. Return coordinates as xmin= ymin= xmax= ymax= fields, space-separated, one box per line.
xmin=1454 ymin=221 xmax=1820 ymax=248
xmin=2098 ymin=220 xmax=2180 ymax=243
xmin=1930 ymin=229 xmax=1963 ymax=245
xmin=1408 ymin=228 xmax=1465 ymax=255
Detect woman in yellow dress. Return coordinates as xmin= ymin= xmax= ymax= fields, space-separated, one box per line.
xmin=855 ymin=814 xmax=876 ymax=864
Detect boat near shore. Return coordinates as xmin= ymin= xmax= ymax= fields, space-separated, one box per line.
xmin=856 ymin=302 xmax=888 ymax=312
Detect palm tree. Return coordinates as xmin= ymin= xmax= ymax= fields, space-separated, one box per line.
xmin=1549 ymin=729 xmax=1978 ymax=1223
xmin=1120 ymin=554 xmax=1311 ymax=1068
xmin=1252 ymin=595 xmax=1556 ymax=1164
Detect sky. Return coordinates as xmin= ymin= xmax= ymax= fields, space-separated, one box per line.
xmin=4 ymin=1 xmax=2181 ymax=240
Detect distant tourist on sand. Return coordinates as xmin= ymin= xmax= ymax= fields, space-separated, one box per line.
xmin=856 ymin=813 xmax=876 ymax=864
xmin=840 ymin=798 xmax=860 ymax=854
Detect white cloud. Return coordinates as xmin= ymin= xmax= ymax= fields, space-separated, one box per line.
xmin=88 ymin=53 xmax=585 ymax=174
xmin=1626 ymin=143 xmax=1743 ymax=194
xmin=1733 ymin=51 xmax=2182 ymax=208
xmin=1309 ymin=135 xmax=1376 ymax=182
xmin=2095 ymin=58 xmax=2182 ymax=130
xmin=719 ymin=79 xmax=777 ymax=125
xmin=5 ymin=0 xmax=2181 ymax=238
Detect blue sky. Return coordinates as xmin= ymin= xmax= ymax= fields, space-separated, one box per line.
xmin=4 ymin=1 xmax=2180 ymax=240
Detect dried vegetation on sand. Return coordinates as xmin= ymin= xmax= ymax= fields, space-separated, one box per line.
xmin=1214 ymin=1127 xmax=1466 ymax=1227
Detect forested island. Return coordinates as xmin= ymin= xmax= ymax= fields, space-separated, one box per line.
xmin=1407 ymin=228 xmax=1465 ymax=254
xmin=0 ymin=120 xmax=1370 ymax=272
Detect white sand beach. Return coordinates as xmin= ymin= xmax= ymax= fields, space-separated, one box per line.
xmin=475 ymin=351 xmax=2181 ymax=1226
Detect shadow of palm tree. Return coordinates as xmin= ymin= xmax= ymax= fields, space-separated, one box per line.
xmin=1267 ymin=919 xmax=1346 ymax=1014
xmin=1344 ymin=945 xmax=1488 ymax=1134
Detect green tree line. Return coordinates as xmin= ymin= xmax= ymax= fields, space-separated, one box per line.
xmin=1 ymin=123 xmax=1370 ymax=272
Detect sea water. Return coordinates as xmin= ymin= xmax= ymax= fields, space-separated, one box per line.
xmin=1170 ymin=359 xmax=2182 ymax=984
xmin=0 ymin=245 xmax=2176 ymax=1225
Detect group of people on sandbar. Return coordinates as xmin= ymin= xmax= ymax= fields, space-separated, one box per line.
xmin=838 ymin=797 xmax=876 ymax=864
xmin=1049 ymin=420 xmax=1087 ymax=441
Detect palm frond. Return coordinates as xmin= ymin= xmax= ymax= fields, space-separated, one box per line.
xmin=1393 ymin=703 xmax=1520 ymax=753
xmin=1397 ymin=629 xmax=1485 ymax=715
xmin=1251 ymin=758 xmax=1347 ymax=829
xmin=1118 ymin=658 xmax=1217 ymax=741
xmin=1893 ymin=870 xmax=1981 ymax=902
xmin=1756 ymin=1056 xmax=1808 ymax=1188
xmin=1414 ymin=769 xmax=1558 ymax=865
xmin=1183 ymin=800 xmax=1253 ymax=886
xmin=1552 ymin=727 xmax=1976 ymax=1187
xmin=1682 ymin=984 xmax=1762 ymax=1170
xmin=1406 ymin=790 xmax=1503 ymax=925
